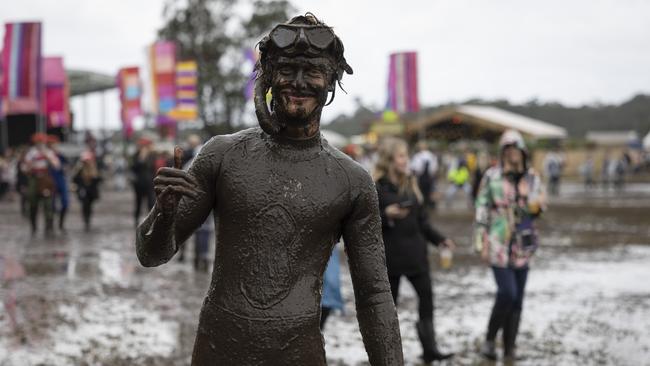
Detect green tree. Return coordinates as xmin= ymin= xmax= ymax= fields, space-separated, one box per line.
xmin=158 ymin=0 xmax=294 ymax=134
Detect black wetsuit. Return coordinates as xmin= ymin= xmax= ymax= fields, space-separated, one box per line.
xmin=136 ymin=128 xmax=403 ymax=365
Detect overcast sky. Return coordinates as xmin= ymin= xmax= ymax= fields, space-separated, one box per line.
xmin=2 ymin=0 xmax=649 ymax=130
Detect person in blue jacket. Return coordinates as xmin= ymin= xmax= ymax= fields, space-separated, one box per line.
xmin=320 ymin=244 xmax=343 ymax=329
xmin=47 ymin=135 xmax=69 ymax=232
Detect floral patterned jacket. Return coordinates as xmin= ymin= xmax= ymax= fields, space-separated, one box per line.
xmin=473 ymin=166 xmax=546 ymax=268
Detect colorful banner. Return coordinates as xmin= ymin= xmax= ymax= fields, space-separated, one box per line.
xmin=1 ymin=22 xmax=42 ymax=115
xmin=387 ymin=51 xmax=419 ymax=114
xmin=0 ymin=48 xmax=4 ymax=117
xmin=243 ymin=48 xmax=258 ymax=101
xmin=169 ymin=60 xmax=198 ymax=121
xmin=117 ymin=67 xmax=142 ymax=138
xmin=150 ymin=41 xmax=176 ymax=127
xmin=42 ymin=57 xmax=70 ymax=128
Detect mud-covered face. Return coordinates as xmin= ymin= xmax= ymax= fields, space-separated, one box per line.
xmin=271 ymin=56 xmax=331 ymax=125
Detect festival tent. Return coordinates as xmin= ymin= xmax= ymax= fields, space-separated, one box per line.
xmin=585 ymin=130 xmax=639 ymax=147
xmin=407 ymin=105 xmax=567 ymax=143
xmin=321 ymin=129 xmax=347 ymax=148
xmin=67 ymin=69 xmax=116 ymax=96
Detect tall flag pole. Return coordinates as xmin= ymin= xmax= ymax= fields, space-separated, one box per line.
xmin=0 ymin=48 xmax=5 ymax=150
xmin=387 ymin=51 xmax=419 ymax=114
xmin=117 ymin=67 xmax=142 ymax=139
xmin=1 ymin=22 xmax=43 ymax=122
xmin=42 ymin=56 xmax=70 ymax=129
xmin=243 ymin=48 xmax=258 ymax=101
xmin=169 ymin=60 xmax=198 ymax=121
xmin=150 ymin=41 xmax=177 ymax=138
xmin=0 ymin=47 xmax=4 ymax=118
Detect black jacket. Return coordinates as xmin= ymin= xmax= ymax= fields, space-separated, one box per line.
xmin=376 ymin=176 xmax=446 ymax=276
xmin=73 ymin=170 xmax=101 ymax=202
xmin=131 ymin=151 xmax=155 ymax=190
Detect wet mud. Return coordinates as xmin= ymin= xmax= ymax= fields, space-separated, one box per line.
xmin=1 ymin=183 xmax=649 ymax=365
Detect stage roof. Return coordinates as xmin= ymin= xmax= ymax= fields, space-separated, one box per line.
xmin=408 ymin=105 xmax=568 ymax=141
xmin=67 ymin=69 xmax=116 ymax=96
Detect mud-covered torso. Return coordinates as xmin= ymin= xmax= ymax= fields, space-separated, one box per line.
xmin=205 ymin=129 xmax=353 ymax=318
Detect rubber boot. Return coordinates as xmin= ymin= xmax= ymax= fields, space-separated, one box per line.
xmin=29 ymin=201 xmax=38 ymax=235
xmin=480 ymin=340 xmax=497 ymax=361
xmin=199 ymin=258 xmax=210 ymax=272
xmin=59 ymin=208 xmax=67 ymax=233
xmin=482 ymin=304 xmax=504 ymax=361
xmin=503 ymin=310 xmax=521 ymax=361
xmin=416 ymin=319 xmax=454 ymax=363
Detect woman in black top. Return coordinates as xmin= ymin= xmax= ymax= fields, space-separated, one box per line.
xmin=73 ymin=152 xmax=102 ymax=231
xmin=374 ymin=137 xmax=455 ymax=363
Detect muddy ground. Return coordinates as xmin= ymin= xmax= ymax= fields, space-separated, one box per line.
xmin=1 ymin=182 xmax=649 ymax=366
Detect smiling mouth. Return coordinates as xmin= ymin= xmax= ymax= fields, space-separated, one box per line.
xmin=288 ymin=95 xmax=314 ymax=103
xmin=284 ymin=93 xmax=315 ymax=104
xmin=281 ymin=88 xmax=315 ymax=98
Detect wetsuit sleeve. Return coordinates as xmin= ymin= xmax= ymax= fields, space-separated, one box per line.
xmin=417 ymin=205 xmax=446 ymax=246
xmin=473 ymin=172 xmax=492 ymax=253
xmin=136 ymin=136 xmax=225 ymax=267
xmin=342 ymin=173 xmax=404 ymax=366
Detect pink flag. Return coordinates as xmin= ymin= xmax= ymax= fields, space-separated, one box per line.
xmin=387 ymin=51 xmax=419 ymax=113
xmin=2 ymin=22 xmax=42 ymax=115
xmin=42 ymin=56 xmax=70 ymax=128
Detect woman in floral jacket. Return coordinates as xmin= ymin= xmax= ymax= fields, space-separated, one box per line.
xmin=474 ymin=130 xmax=546 ymax=361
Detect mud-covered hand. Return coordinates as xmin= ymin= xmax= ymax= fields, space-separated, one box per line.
xmin=153 ymin=146 xmax=199 ymax=217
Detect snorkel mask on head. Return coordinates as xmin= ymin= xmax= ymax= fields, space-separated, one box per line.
xmin=270 ymin=24 xmax=336 ymax=55
xmin=255 ymin=13 xmax=353 ymax=135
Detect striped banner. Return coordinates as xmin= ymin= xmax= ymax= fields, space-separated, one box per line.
xmin=169 ymin=60 xmax=198 ymax=121
xmin=117 ymin=67 xmax=142 ymax=138
xmin=243 ymin=48 xmax=258 ymax=101
xmin=42 ymin=57 xmax=70 ymax=128
xmin=150 ymin=41 xmax=176 ymax=126
xmin=1 ymin=22 xmax=42 ymax=115
xmin=387 ymin=51 xmax=419 ymax=114
xmin=0 ymin=48 xmax=4 ymax=116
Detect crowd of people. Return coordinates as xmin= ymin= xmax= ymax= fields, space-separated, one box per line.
xmin=11 ymin=127 xmax=649 ymax=363
xmin=0 ymin=133 xmax=101 ymax=234
xmin=0 ymin=127 xmax=552 ymax=364
xmin=318 ymin=129 xmax=546 ymax=363
xmin=3 ymin=126 xmax=649 ymax=362
xmin=578 ymin=149 xmax=647 ymax=192
xmin=0 ymin=132 xmax=210 ymax=247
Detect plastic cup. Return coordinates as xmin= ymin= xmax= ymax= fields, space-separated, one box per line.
xmin=440 ymin=248 xmax=453 ymax=270
xmin=528 ymin=201 xmax=541 ymax=215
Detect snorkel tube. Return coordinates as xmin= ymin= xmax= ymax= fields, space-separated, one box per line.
xmin=254 ymin=76 xmax=283 ymax=136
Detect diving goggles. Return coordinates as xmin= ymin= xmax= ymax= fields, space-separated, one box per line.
xmin=269 ymin=24 xmax=336 ymax=50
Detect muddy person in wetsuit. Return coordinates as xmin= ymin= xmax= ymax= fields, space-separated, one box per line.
xmin=136 ymin=13 xmax=404 ymax=365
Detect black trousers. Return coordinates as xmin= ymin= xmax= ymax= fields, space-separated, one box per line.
xmin=81 ymin=197 xmax=94 ymax=228
xmin=389 ymin=271 xmax=434 ymax=321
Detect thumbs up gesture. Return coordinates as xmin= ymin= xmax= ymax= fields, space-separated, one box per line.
xmin=153 ymin=146 xmax=199 ymax=215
